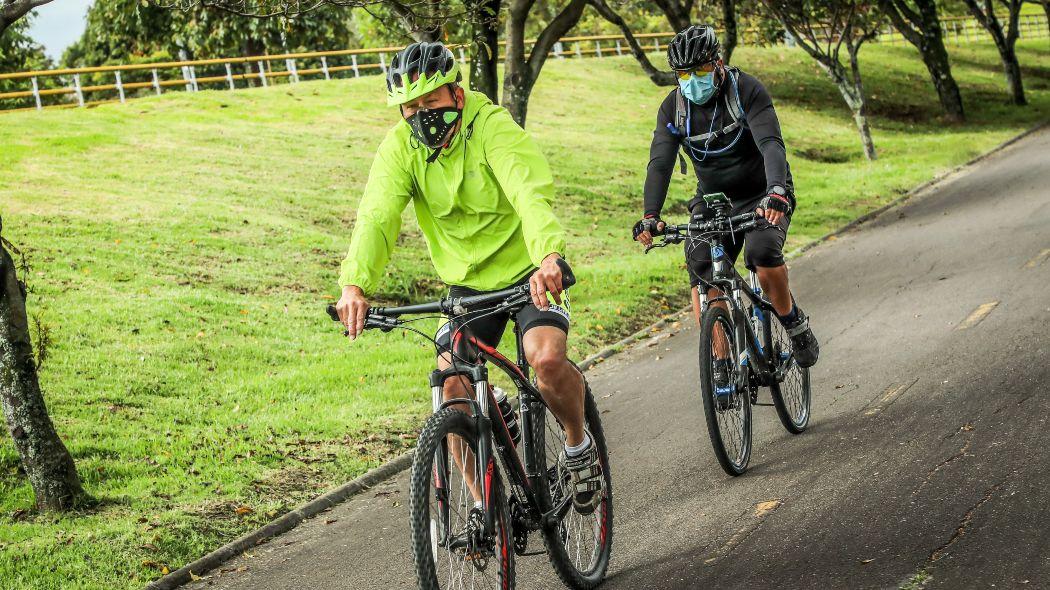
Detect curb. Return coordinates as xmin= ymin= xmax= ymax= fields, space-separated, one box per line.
xmin=152 ymin=121 xmax=1047 ymax=589
xmin=146 ymin=452 xmax=414 ymax=589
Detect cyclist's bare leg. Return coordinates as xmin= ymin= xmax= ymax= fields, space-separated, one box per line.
xmin=522 ymin=326 xmax=586 ymax=447
xmin=692 ymin=285 xmax=731 ymax=359
xmin=755 ymin=264 xmax=793 ymax=316
xmin=437 ymin=352 xmax=482 ymax=504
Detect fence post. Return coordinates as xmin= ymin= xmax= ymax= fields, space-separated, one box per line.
xmin=595 ymin=41 xmax=602 ymax=57
xmin=351 ymin=55 xmax=360 ymax=78
xmin=321 ymin=56 xmax=330 ymax=80
xmin=615 ymin=39 xmax=623 ymax=55
xmin=379 ymin=53 xmax=387 ymax=73
xmin=225 ymin=63 xmax=235 ymax=89
xmin=73 ymin=73 xmax=84 ymax=107
xmin=287 ymin=59 xmax=299 ymax=83
xmin=555 ymin=42 xmax=564 ymax=59
xmin=654 ymin=38 xmax=660 ymax=53
xmin=115 ymin=70 xmax=125 ymax=103
xmin=31 ymin=77 xmax=41 ymax=110
xmin=151 ymin=69 xmax=161 ymax=95
xmin=458 ymin=47 xmax=467 ymax=64
xmin=190 ymin=66 xmax=199 ymax=91
xmin=575 ymin=42 xmax=583 ymax=59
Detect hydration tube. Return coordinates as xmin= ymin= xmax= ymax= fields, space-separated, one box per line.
xmin=683 ymin=71 xmax=745 ymax=162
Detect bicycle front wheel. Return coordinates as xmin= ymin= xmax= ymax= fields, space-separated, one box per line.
xmin=529 ymin=371 xmax=613 ymax=589
xmin=768 ymin=316 xmax=812 ymax=434
xmin=410 ymin=408 xmax=515 ymax=590
xmin=699 ymin=305 xmax=752 ymax=476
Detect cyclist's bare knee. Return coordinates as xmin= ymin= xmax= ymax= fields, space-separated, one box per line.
xmin=437 ymin=352 xmax=473 ymax=406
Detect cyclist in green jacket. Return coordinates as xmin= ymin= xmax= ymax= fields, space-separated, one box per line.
xmin=335 ymin=42 xmax=604 ymax=515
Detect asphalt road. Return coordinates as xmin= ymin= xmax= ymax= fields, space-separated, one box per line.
xmin=188 ymin=127 xmax=1050 ymax=590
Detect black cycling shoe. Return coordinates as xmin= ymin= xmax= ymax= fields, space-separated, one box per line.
xmin=561 ymin=436 xmax=604 ymax=516
xmin=784 ymin=309 xmax=819 ymax=368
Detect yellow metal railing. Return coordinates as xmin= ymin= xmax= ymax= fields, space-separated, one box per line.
xmin=1 ymin=13 xmax=1044 ymax=113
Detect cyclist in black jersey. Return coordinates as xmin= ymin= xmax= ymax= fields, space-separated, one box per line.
xmin=632 ymin=24 xmax=820 ymax=370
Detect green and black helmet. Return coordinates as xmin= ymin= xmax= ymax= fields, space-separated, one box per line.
xmin=386 ymin=42 xmax=461 ymax=107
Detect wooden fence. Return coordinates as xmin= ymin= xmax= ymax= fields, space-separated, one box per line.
xmin=0 ymin=14 xmax=1045 ymax=113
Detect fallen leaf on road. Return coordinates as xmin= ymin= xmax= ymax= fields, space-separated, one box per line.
xmin=859 ymin=558 xmax=875 ymax=564
xmin=235 ymin=505 xmax=253 ymax=516
xmin=326 ymin=519 xmax=338 ymax=524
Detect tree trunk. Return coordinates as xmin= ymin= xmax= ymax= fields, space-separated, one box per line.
xmin=0 ymin=217 xmax=87 ymax=512
xmin=588 ymin=0 xmax=676 ymax=86
xmin=878 ymin=0 xmax=965 ymax=122
xmin=999 ymin=44 xmax=1026 ymax=105
xmin=720 ymin=0 xmax=738 ymax=65
xmin=919 ymin=45 xmax=965 ymax=122
xmin=963 ymin=0 xmax=1026 ymax=105
xmin=468 ymin=0 xmax=501 ymax=103
xmin=502 ymin=0 xmax=534 ymax=125
xmin=652 ymin=0 xmax=693 ymax=32
xmin=816 ymin=49 xmax=876 ymax=160
xmin=502 ymin=0 xmax=587 ymax=127
xmin=845 ymin=41 xmax=877 ymax=161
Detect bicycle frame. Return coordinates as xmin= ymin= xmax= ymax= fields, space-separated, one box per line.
xmin=428 ymin=323 xmax=571 ymax=543
xmin=697 ymin=234 xmax=783 ymax=387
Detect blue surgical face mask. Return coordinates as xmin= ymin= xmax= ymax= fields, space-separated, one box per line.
xmin=679 ymin=71 xmax=717 ymax=105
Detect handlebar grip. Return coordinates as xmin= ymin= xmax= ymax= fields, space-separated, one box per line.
xmin=326 ymin=304 xmax=340 ymax=322
xmin=555 ymin=257 xmax=576 ymax=289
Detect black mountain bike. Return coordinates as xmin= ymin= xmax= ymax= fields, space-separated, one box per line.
xmin=645 ymin=193 xmax=811 ymax=476
xmin=326 ymin=267 xmax=613 ymax=590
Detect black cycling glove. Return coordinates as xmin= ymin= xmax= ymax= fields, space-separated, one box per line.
xmin=632 ymin=216 xmax=664 ymax=240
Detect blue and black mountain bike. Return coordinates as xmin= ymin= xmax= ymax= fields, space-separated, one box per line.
xmin=646 ymin=193 xmax=811 ymax=475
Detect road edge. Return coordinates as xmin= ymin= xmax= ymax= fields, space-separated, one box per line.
xmin=151 ymin=120 xmax=1047 ymax=590
xmin=784 ymin=121 xmax=1049 ymax=259
xmin=145 ymin=452 xmax=414 ymax=590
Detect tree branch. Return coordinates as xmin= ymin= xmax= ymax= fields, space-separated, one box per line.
xmin=587 ymin=0 xmax=676 ymax=85
xmin=526 ymin=0 xmax=587 ymax=79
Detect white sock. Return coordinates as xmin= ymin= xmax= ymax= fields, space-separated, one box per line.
xmin=565 ymin=432 xmax=592 ymax=457
xmin=474 ymin=500 xmax=483 ymax=510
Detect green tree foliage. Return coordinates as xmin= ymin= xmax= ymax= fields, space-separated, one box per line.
xmin=0 ymin=15 xmax=51 ymax=108
xmin=63 ymin=0 xmax=356 ymax=68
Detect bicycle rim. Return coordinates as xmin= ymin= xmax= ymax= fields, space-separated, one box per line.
xmin=410 ymin=408 xmax=515 ymax=590
xmin=699 ymin=306 xmax=752 ymax=476
xmin=531 ymin=378 xmax=613 ymax=589
xmin=769 ymin=318 xmax=812 ymax=433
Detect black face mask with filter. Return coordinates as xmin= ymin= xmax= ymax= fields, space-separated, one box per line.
xmin=406 ymin=106 xmax=461 ymax=149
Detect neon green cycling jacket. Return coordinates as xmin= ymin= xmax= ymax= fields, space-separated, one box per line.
xmin=339 ymin=90 xmax=566 ymax=295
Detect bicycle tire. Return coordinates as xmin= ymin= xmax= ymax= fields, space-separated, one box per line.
xmin=768 ymin=316 xmax=812 ymax=434
xmin=410 ymin=407 xmax=515 ymax=590
xmin=699 ymin=305 xmax=752 ymax=476
xmin=528 ymin=371 xmax=613 ymax=589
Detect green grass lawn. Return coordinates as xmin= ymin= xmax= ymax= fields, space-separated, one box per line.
xmin=0 ymin=40 xmax=1046 ymax=588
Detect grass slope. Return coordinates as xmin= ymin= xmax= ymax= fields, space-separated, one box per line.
xmin=0 ymin=41 xmax=1047 ymax=588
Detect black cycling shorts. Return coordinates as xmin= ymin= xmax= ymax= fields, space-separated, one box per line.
xmin=685 ymin=193 xmax=794 ymax=288
xmin=435 ymin=274 xmax=570 ymax=362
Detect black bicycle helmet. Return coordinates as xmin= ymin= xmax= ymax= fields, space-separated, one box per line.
xmin=386 ymin=41 xmax=461 ymax=106
xmin=667 ymin=25 xmax=721 ymax=71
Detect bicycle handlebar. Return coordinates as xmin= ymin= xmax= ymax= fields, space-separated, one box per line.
xmin=645 ymin=212 xmax=760 ymax=253
xmin=326 ymin=258 xmax=576 ymax=331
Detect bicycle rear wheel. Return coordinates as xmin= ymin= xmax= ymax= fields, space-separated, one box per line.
xmin=699 ymin=305 xmax=752 ymax=476
xmin=410 ymin=408 xmax=515 ymax=590
xmin=768 ymin=316 xmax=812 ymax=434
xmin=529 ymin=371 xmax=613 ymax=589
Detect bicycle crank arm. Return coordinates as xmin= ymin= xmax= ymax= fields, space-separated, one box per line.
xmin=542 ymin=494 xmax=574 ymax=529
